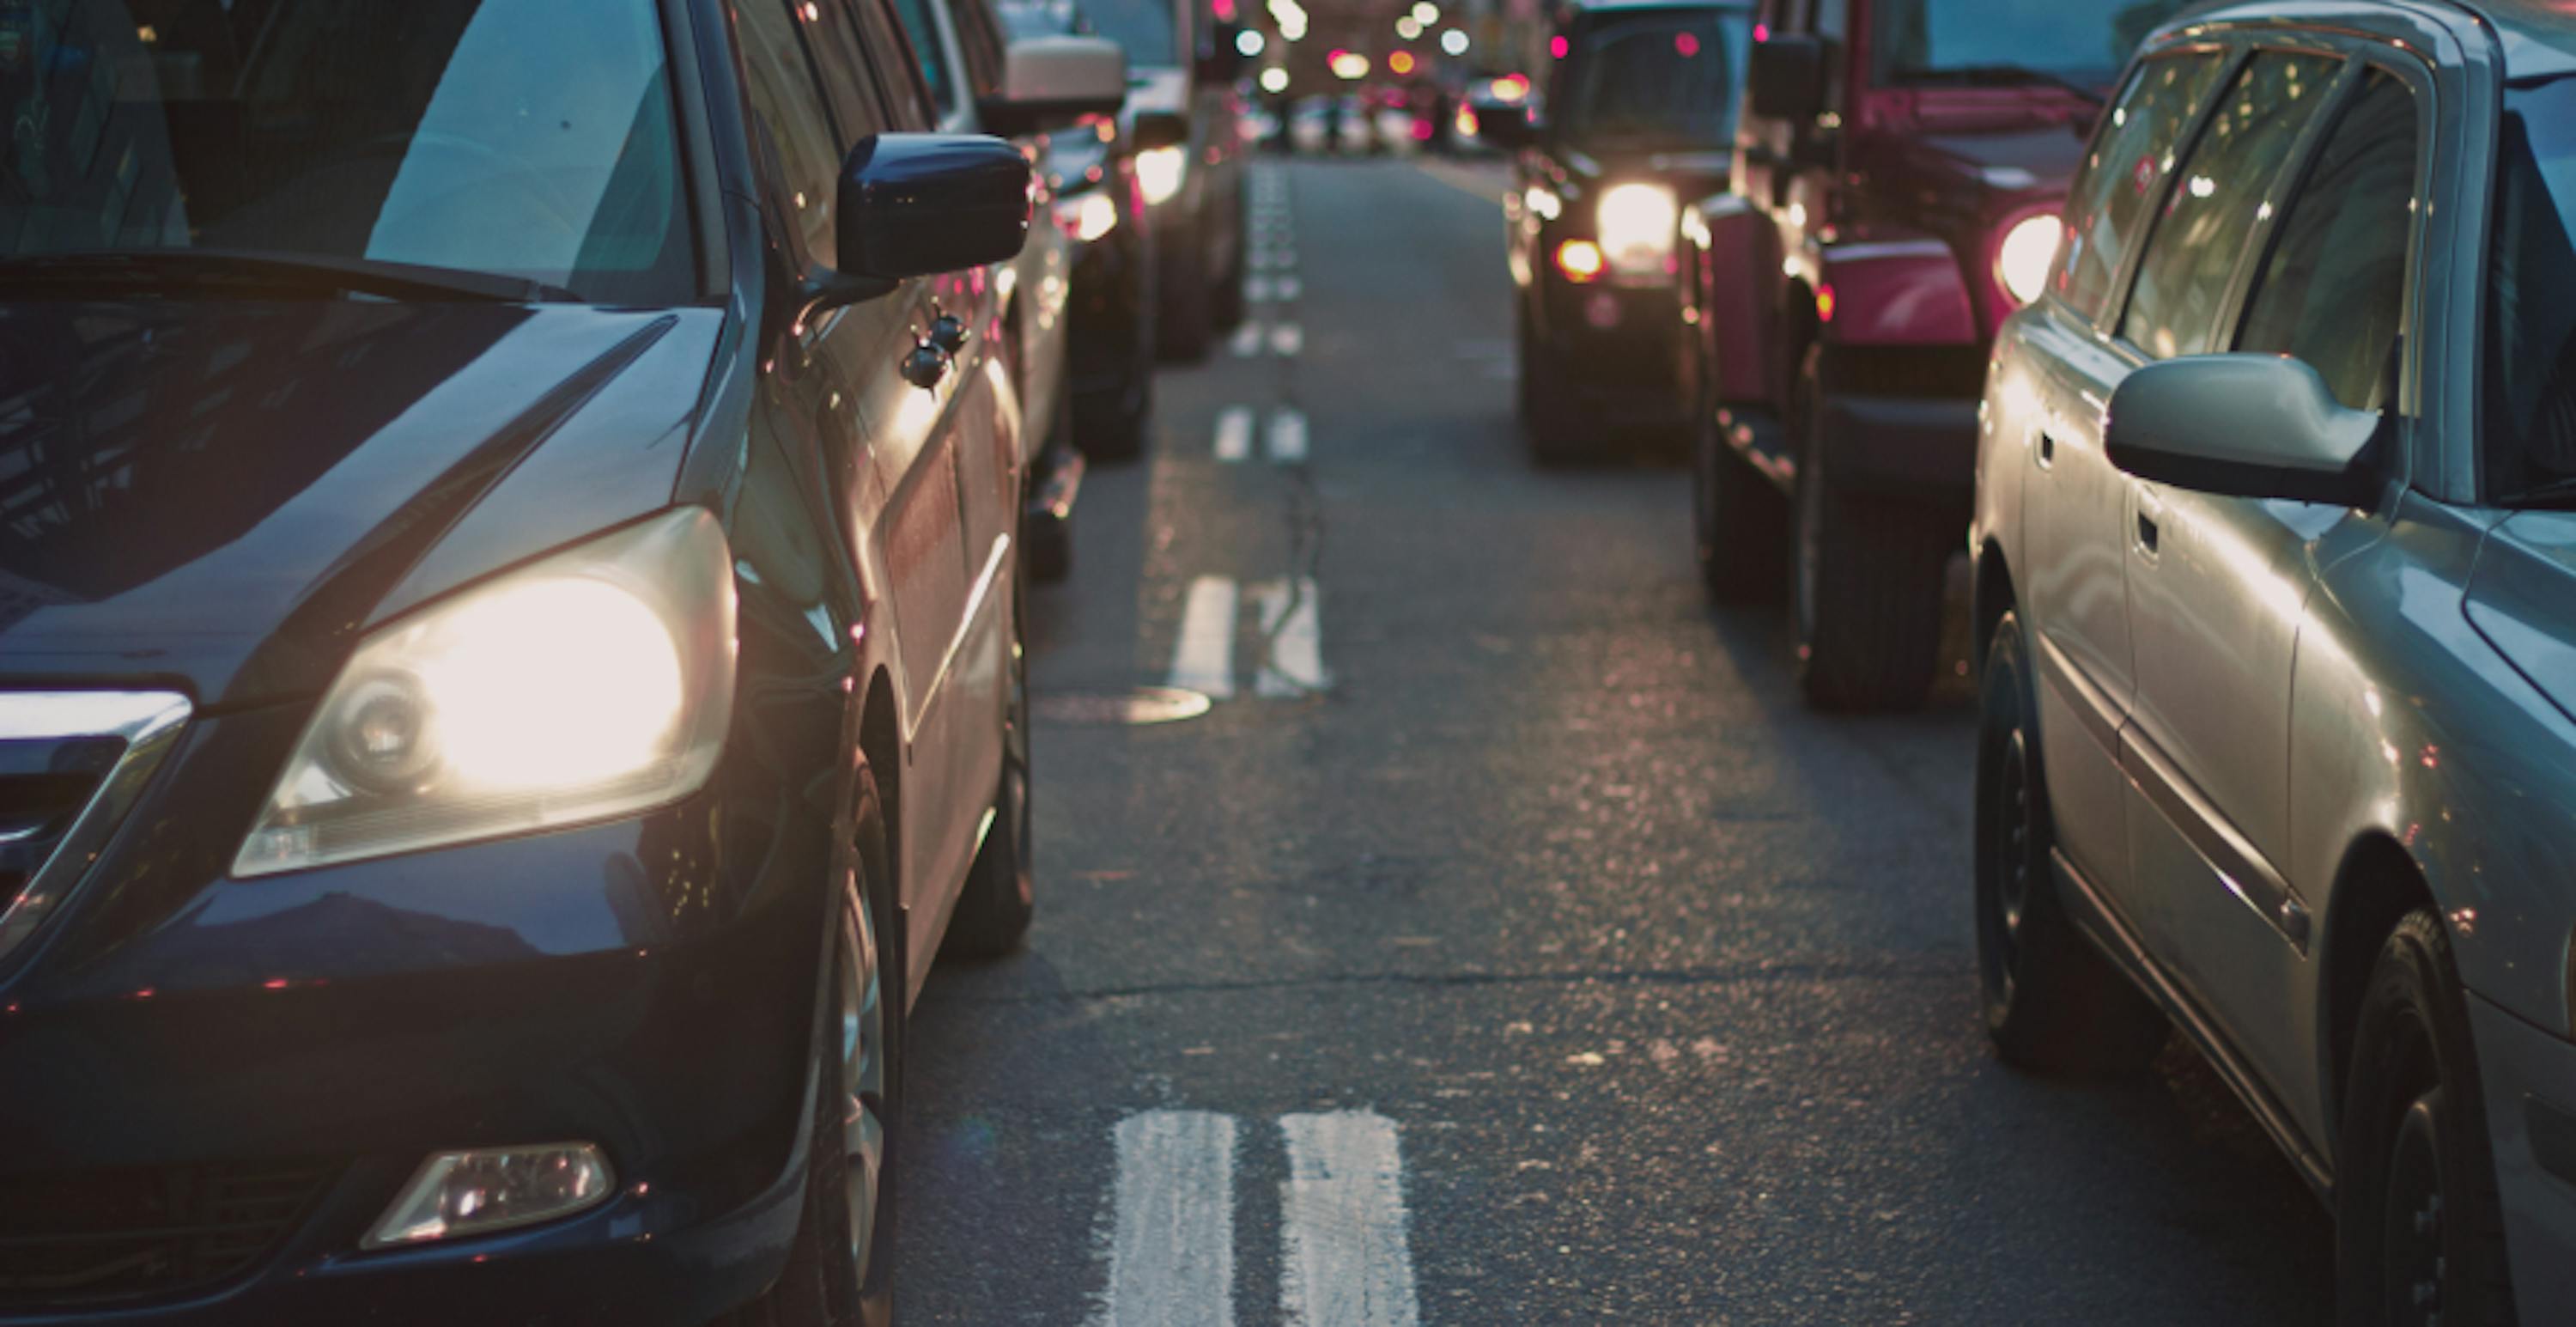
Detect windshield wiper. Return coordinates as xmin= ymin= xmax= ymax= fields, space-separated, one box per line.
xmin=0 ymin=250 xmax=582 ymax=304
xmin=1890 ymin=64 xmax=2105 ymax=107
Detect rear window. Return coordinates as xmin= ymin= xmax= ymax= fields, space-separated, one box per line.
xmin=2484 ymin=76 xmax=2576 ymax=502
xmin=1554 ymin=7 xmax=1751 ymax=154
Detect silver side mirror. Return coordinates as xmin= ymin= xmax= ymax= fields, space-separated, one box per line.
xmin=2104 ymin=354 xmax=2384 ymax=508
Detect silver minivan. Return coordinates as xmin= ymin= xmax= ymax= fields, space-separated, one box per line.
xmin=1969 ymin=0 xmax=2576 ymax=1318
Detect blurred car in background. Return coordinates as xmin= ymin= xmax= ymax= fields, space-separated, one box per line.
xmin=1335 ymin=93 xmax=1378 ymax=154
xmin=1291 ymin=95 xmax=1336 ymax=154
xmin=1086 ymin=0 xmax=1251 ymax=359
xmin=1495 ymin=0 xmax=1748 ymax=464
xmin=1001 ymin=0 xmax=1163 ymax=466
xmin=1450 ymin=74 xmax=1536 ymax=154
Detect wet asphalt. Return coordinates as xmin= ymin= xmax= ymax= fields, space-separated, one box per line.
xmin=893 ymin=156 xmax=2331 ymax=1324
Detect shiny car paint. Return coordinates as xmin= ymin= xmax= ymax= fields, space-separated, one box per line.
xmin=1972 ymin=0 xmax=2576 ymax=1312
xmin=0 ymin=0 xmax=1030 ymax=1320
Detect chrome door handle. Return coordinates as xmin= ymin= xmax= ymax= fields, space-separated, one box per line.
xmin=2037 ymin=432 xmax=2056 ymax=467
xmin=2136 ymin=510 xmax=2160 ymax=555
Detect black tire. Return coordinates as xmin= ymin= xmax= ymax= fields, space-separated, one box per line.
xmin=1974 ymin=609 xmax=2167 ymax=1076
xmin=2335 ymin=910 xmax=2517 ymax=1327
xmin=1517 ymin=299 xmax=1584 ymax=466
xmin=942 ymin=566 xmax=1035 ymax=958
xmin=1789 ymin=351 xmax=1950 ymax=710
xmin=1073 ymin=374 xmax=1151 ymax=463
xmin=1692 ymin=404 xmax=1787 ymax=604
xmin=740 ymin=770 xmax=902 ymax=1327
xmin=1157 ymin=216 xmax=1213 ymax=362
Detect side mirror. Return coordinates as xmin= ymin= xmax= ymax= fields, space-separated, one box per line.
xmin=2104 ymin=355 xmax=2384 ymax=507
xmin=1130 ymin=110 xmax=1189 ymax=152
xmin=1200 ymin=19 xmax=1249 ymax=82
xmin=981 ymin=35 xmax=1129 ymax=136
xmin=835 ymin=133 xmax=1032 ymax=283
xmin=1748 ymin=33 xmax=1825 ymax=122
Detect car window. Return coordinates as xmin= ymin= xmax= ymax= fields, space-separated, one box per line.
xmin=2119 ymin=52 xmax=2337 ymax=360
xmin=795 ymin=0 xmax=896 ymax=143
xmin=2480 ymin=76 xmax=2576 ymax=498
xmin=1085 ymin=0 xmax=1181 ymax=66
xmin=1557 ymin=8 xmax=1753 ymax=153
xmin=852 ymin=0 xmax=944 ymax=129
xmin=2056 ymin=50 xmax=2227 ymax=319
xmin=890 ymin=0 xmax=963 ymax=115
xmin=2237 ymin=70 xmax=2416 ymax=414
xmin=735 ymin=0 xmax=849 ymax=265
xmin=1874 ymin=0 xmax=2193 ymax=91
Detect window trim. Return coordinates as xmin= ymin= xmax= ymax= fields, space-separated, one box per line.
xmin=2044 ymin=40 xmax=2235 ymax=332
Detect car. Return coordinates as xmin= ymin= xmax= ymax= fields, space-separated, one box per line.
xmin=1082 ymin=0 xmax=1252 ymax=359
xmin=999 ymin=0 xmax=1163 ymax=466
xmin=0 ymin=0 xmax=1115 ymax=1321
xmin=1680 ymin=0 xmax=2182 ymax=709
xmin=1492 ymin=0 xmax=1750 ymax=465
xmin=884 ymin=0 xmax=1132 ymax=580
xmin=1450 ymin=74 xmax=1537 ymax=155
xmin=1971 ymin=0 xmax=2576 ymax=1317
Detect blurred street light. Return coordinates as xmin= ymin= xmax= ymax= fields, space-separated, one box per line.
xmin=1329 ymin=49 xmax=1370 ymax=78
xmin=1395 ymin=15 xmax=1422 ymax=38
xmin=1260 ymin=65 xmax=1291 ymax=92
xmin=1438 ymin=27 xmax=1468 ymax=54
xmin=1412 ymin=2 xmax=1440 ymax=24
xmin=1236 ymin=27 xmax=1265 ymax=55
xmin=1388 ymin=50 xmax=1416 ymax=74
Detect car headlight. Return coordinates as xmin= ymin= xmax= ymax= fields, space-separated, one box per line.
xmin=1057 ymin=191 xmax=1120 ymax=243
xmin=1996 ymin=213 xmax=2063 ymax=306
xmin=1596 ymin=182 xmax=1678 ymax=283
xmin=1136 ymin=146 xmax=1187 ymax=206
xmin=234 ymin=508 xmax=737 ymax=877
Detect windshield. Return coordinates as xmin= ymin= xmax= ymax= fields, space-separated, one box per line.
xmin=998 ymin=0 xmax=1078 ymax=41
xmin=1083 ymin=0 xmax=1177 ymax=68
xmin=1558 ymin=8 xmax=1749 ymax=153
xmin=1874 ymin=0 xmax=2188 ymax=89
xmin=0 ymin=0 xmax=693 ymax=305
xmin=2482 ymin=78 xmax=2576 ymax=502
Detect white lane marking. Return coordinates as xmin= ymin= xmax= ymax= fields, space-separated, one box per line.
xmin=1265 ymin=408 xmax=1308 ymax=464
xmin=1213 ymin=406 xmax=1255 ymax=462
xmin=1270 ymin=324 xmax=1303 ymax=356
xmin=1229 ymin=321 xmax=1266 ymax=358
xmin=1169 ymin=577 xmax=1239 ymax=700
xmin=1247 ymin=275 xmax=1275 ymax=302
xmin=1101 ymin=1111 xmax=1237 ymax=1327
xmin=1279 ymin=1111 xmax=1419 ymax=1327
xmin=1254 ymin=577 xmax=1329 ymax=697
xmin=1277 ymin=277 xmax=1303 ymax=301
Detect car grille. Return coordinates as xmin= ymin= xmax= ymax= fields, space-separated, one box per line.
xmin=0 ymin=692 xmax=191 ymax=968
xmin=0 ymin=1160 xmax=337 ymax=1308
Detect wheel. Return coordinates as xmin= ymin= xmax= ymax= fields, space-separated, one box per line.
xmin=1692 ymin=404 xmax=1786 ymax=604
xmin=942 ymin=566 xmax=1035 ymax=958
xmin=1974 ymin=609 xmax=2167 ymax=1076
xmin=2335 ymin=911 xmax=2517 ymax=1327
xmin=1517 ymin=298 xmax=1584 ymax=466
xmin=1157 ymin=216 xmax=1213 ymax=362
xmin=1211 ymin=180 xmax=1248 ymax=330
xmin=738 ymin=770 xmax=901 ymax=1327
xmin=1789 ymin=350 xmax=1950 ymax=710
xmin=1073 ymin=373 xmax=1151 ymax=463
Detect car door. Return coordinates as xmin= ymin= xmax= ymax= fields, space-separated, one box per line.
xmin=2123 ymin=62 xmax=2423 ymax=1076
xmin=2019 ymin=46 xmax=2228 ymax=920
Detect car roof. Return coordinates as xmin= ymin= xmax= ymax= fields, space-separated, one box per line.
xmin=2184 ymin=0 xmax=2576 ymax=79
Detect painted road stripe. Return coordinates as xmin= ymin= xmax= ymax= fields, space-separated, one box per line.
xmin=1169 ymin=577 xmax=1238 ymax=700
xmin=1102 ymin=1111 xmax=1237 ymax=1327
xmin=1254 ymin=577 xmax=1328 ymax=697
xmin=1276 ymin=276 xmax=1303 ymax=301
xmin=1213 ymin=406 xmax=1254 ymax=462
xmin=1229 ymin=321 xmax=1265 ymax=358
xmin=1279 ymin=1111 xmax=1419 ymax=1327
xmin=1271 ymin=324 xmax=1303 ymax=356
xmin=1247 ymin=275 xmax=1275 ymax=302
xmin=1265 ymin=408 xmax=1308 ymax=464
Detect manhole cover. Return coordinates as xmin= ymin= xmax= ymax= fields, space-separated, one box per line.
xmin=1032 ymin=686 xmax=1212 ymax=727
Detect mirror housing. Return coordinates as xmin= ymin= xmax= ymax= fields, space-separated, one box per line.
xmin=1749 ymin=33 xmax=1826 ymax=122
xmin=981 ymin=35 xmax=1129 ymax=136
xmin=834 ymin=133 xmax=1031 ymax=284
xmin=2104 ymin=355 xmax=2385 ymax=507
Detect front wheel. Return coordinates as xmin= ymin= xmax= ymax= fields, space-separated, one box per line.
xmin=1692 ymin=405 xmax=1786 ymax=604
xmin=1789 ymin=358 xmax=1950 ymax=710
xmin=2335 ymin=911 xmax=2517 ymax=1327
xmin=1157 ymin=216 xmax=1213 ymax=362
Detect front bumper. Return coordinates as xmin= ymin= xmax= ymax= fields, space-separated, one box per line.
xmin=1532 ymin=277 xmax=1686 ymax=425
xmin=0 ymin=702 xmax=836 ymax=1325
xmin=2468 ymin=994 xmax=2576 ymax=1319
xmin=1812 ymin=392 xmax=1979 ymax=505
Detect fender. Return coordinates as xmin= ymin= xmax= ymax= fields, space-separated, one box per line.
xmin=1809 ymin=234 xmax=1978 ymax=350
xmin=1687 ymin=192 xmax=1784 ymax=409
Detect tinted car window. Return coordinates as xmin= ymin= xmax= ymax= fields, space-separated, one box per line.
xmin=736 ymin=0 xmax=850 ymax=265
xmin=1557 ymin=8 xmax=1752 ymax=152
xmin=2120 ymin=52 xmax=2336 ymax=360
xmin=2482 ymin=76 xmax=2576 ymax=497
xmin=0 ymin=0 xmax=691 ymax=304
xmin=853 ymin=0 xmax=943 ymax=129
xmin=890 ymin=0 xmax=963 ymax=113
xmin=2057 ymin=51 xmax=2226 ymax=319
xmin=2238 ymin=70 xmax=2415 ymax=414
xmin=1875 ymin=0 xmax=2190 ymax=88
xmin=799 ymin=0 xmax=896 ymax=139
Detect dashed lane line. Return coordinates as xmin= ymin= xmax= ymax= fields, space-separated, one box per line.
xmin=1270 ymin=324 xmax=1303 ymax=356
xmin=1252 ymin=576 xmax=1328 ymax=697
xmin=1213 ymin=405 xmax=1255 ymax=462
xmin=1100 ymin=1111 xmax=1237 ymax=1327
xmin=1168 ymin=576 xmax=1239 ymax=699
xmin=1279 ymin=1111 xmax=1421 ymax=1327
xmin=1265 ymin=408 xmax=1307 ymax=464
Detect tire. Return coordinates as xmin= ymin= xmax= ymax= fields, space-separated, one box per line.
xmin=942 ymin=564 xmax=1035 ymax=958
xmin=738 ymin=770 xmax=902 ymax=1327
xmin=2335 ymin=910 xmax=2517 ymax=1327
xmin=1789 ymin=350 xmax=1950 ymax=710
xmin=1974 ymin=609 xmax=2167 ymax=1076
xmin=1692 ymin=404 xmax=1786 ymax=604
xmin=1517 ymin=299 xmax=1584 ymax=466
xmin=1073 ymin=373 xmax=1151 ymax=462
xmin=1157 ymin=216 xmax=1213 ymax=362
xmin=1211 ymin=180 xmax=1247 ymax=331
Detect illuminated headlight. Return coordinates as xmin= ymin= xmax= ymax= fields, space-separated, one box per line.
xmin=234 ymin=508 xmax=737 ymax=876
xmin=1058 ymin=191 xmax=1120 ymax=243
xmin=1136 ymin=146 xmax=1187 ymax=206
xmin=1595 ymin=182 xmax=1677 ymax=283
xmin=1996 ymin=213 xmax=2063 ymax=306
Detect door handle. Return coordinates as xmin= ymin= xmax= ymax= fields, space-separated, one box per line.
xmin=899 ymin=341 xmax=951 ymax=391
xmin=2136 ymin=509 xmax=2160 ymax=555
xmin=2037 ymin=432 xmax=2056 ymax=467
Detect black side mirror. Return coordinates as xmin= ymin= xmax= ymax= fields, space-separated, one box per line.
xmin=1200 ymin=19 xmax=1249 ymax=82
xmin=1749 ymin=33 xmax=1825 ymax=122
xmin=835 ymin=133 xmax=1031 ymax=283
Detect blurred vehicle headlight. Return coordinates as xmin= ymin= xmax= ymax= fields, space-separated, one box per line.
xmin=234 ymin=508 xmax=737 ymax=877
xmin=1596 ymin=182 xmax=1677 ymax=283
xmin=1058 ymin=191 xmax=1120 ymax=243
xmin=1996 ymin=213 xmax=2063 ymax=306
xmin=1137 ymin=146 xmax=1188 ymax=206
xmin=1553 ymin=238 xmax=1605 ymax=284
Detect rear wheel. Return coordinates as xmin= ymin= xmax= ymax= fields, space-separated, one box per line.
xmin=1692 ymin=404 xmax=1786 ymax=604
xmin=2336 ymin=911 xmax=2517 ymax=1327
xmin=1974 ymin=610 xmax=2166 ymax=1076
xmin=1789 ymin=350 xmax=1948 ymax=710
xmin=943 ymin=566 xmax=1035 ymax=958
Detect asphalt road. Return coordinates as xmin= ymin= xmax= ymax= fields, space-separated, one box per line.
xmin=895 ymin=157 xmax=2332 ymax=1324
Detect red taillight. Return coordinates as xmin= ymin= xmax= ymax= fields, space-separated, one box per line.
xmin=1815 ymin=283 xmax=1836 ymax=323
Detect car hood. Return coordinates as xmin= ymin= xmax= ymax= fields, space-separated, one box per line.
xmin=1900 ymin=124 xmax=2087 ymax=193
xmin=0 ymin=299 xmax=719 ymax=708
xmin=2466 ymin=510 xmax=2576 ymax=723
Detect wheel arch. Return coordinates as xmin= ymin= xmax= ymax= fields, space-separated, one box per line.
xmin=1971 ymin=538 xmax=2015 ymax=679
xmin=2318 ymin=831 xmax=2437 ymax=1154
xmin=859 ymin=667 xmax=902 ymax=927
